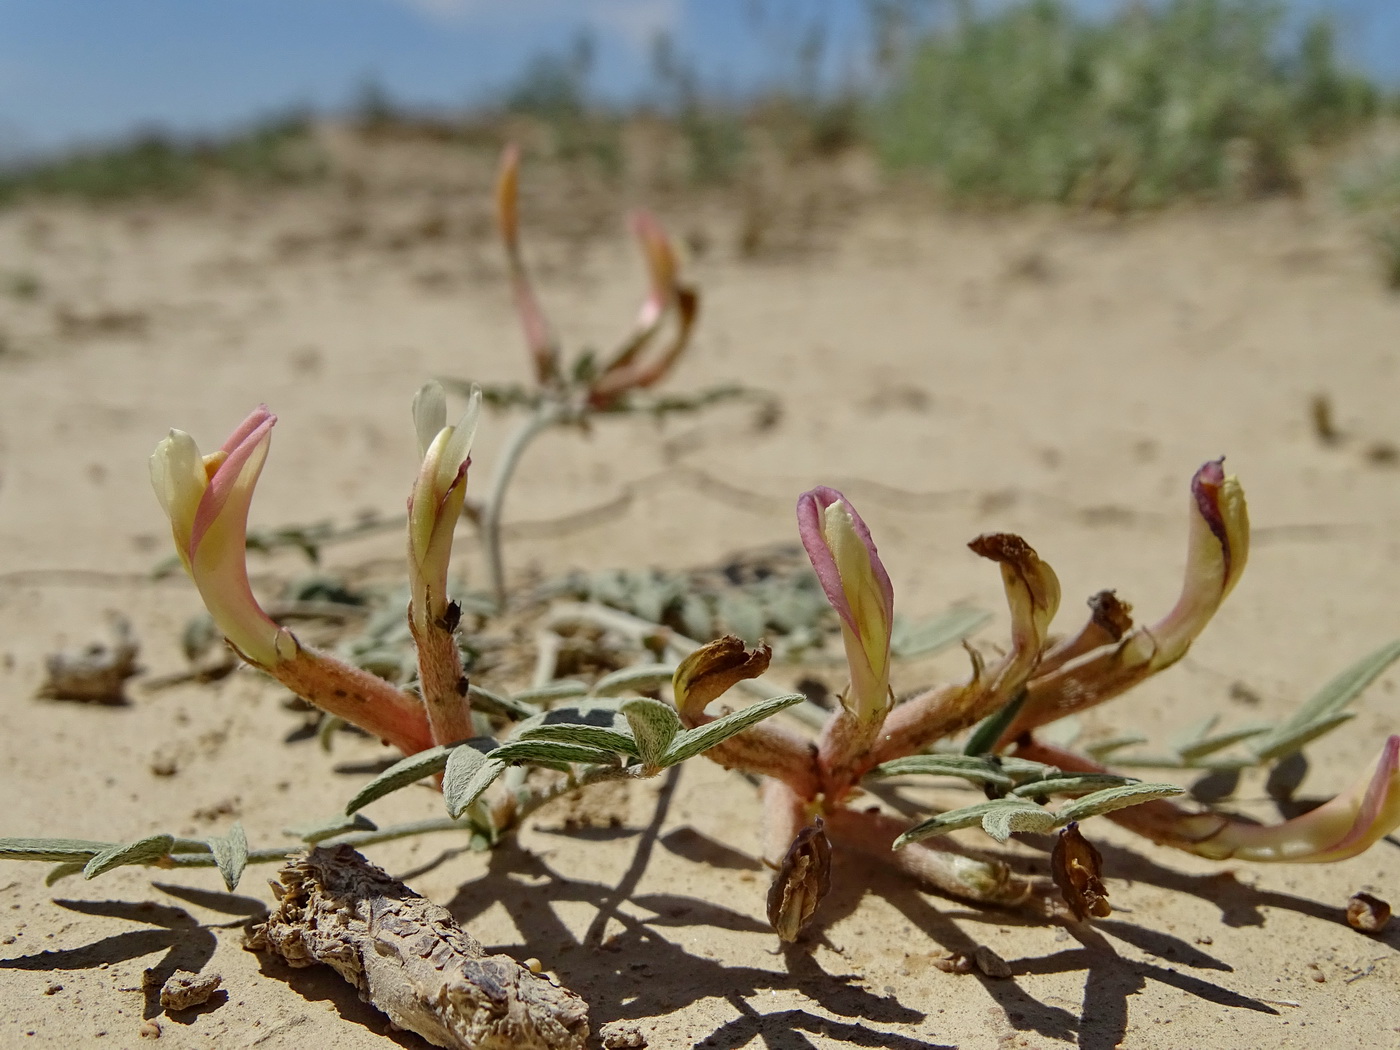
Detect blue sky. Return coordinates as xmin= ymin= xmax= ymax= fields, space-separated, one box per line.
xmin=1 ymin=0 xmax=1395 ymax=160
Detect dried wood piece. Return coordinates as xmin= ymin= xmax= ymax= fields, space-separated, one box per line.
xmin=38 ymin=615 xmax=140 ymax=703
xmin=248 ymin=846 xmax=589 ymax=1050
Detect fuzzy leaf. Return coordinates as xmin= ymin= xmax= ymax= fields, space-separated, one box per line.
xmin=891 ymin=606 xmax=991 ymax=659
xmin=443 ymin=748 xmax=507 ymax=818
xmin=963 ymin=687 xmax=1029 ymax=756
xmin=288 ymin=813 xmax=377 ymax=844
xmin=203 ymin=823 xmax=248 ymax=891
xmin=1169 ymin=715 xmax=1220 ymax=755
xmin=593 ymin=664 xmax=677 ymax=697
xmin=1176 ymin=724 xmax=1270 ymax=762
xmin=1252 ymin=712 xmax=1358 ymax=763
xmin=894 ymin=801 xmax=1011 ymax=847
xmin=0 ymin=838 xmax=109 ymax=862
xmin=1084 ymin=734 xmax=1147 ymax=759
xmin=1252 ymin=640 xmax=1400 ymax=761
xmin=45 ymin=862 xmax=85 ymax=886
xmin=343 ymin=745 xmax=453 ymax=814
xmin=662 ymin=692 xmax=805 ymax=765
xmin=869 ymin=754 xmax=1020 ymax=789
xmin=1056 ymin=782 xmax=1185 ymax=823
xmin=678 ymin=593 xmax=714 ymax=639
xmin=511 ymin=681 xmax=589 ymax=707
xmin=1012 ymin=774 xmax=1144 ymax=800
xmin=83 ymin=834 xmax=177 ymax=879
xmin=983 ymin=801 xmax=1060 ymax=842
xmin=622 ymin=698 xmax=682 ymax=767
xmin=489 ymin=740 xmax=621 ymax=768
xmin=515 ymin=722 xmax=638 ymax=756
xmin=467 ymin=683 xmax=539 ymax=720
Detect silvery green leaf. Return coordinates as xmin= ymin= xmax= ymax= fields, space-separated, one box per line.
xmin=996 ymin=756 xmax=1063 ymax=780
xmin=1084 ymin=734 xmax=1147 ymax=759
xmin=592 ymin=664 xmax=676 ymax=697
xmin=511 ymin=700 xmax=633 ymax=741
xmin=1253 ymin=712 xmax=1358 ymax=763
xmin=205 ymin=823 xmax=248 ymax=891
xmin=511 ymin=681 xmax=589 ymax=707
xmin=662 ymin=692 xmax=805 ymax=765
xmin=489 ymin=740 xmax=621 ymax=768
xmin=344 ymin=744 xmax=452 ymax=814
xmin=629 ymin=574 xmax=670 ymax=625
xmin=622 ymin=698 xmax=682 ymax=767
xmin=982 ymin=802 xmax=1060 ymax=842
xmin=868 ymin=754 xmax=1019 ymax=789
xmin=317 ymin=715 xmax=346 ymax=753
xmin=443 ymin=749 xmax=507 ymax=818
xmin=0 ymin=838 xmax=109 ymax=862
xmin=515 ymin=721 xmax=638 ymax=755
xmin=894 ymin=801 xmax=1010 ymax=847
xmin=1252 ymin=639 xmax=1400 ymax=761
xmin=1056 ymin=782 xmax=1185 ymax=823
xmin=677 ymin=593 xmax=714 ymax=640
xmin=1176 ymin=724 xmax=1270 ymax=762
xmin=83 ymin=834 xmax=176 ymax=879
xmin=287 ymin=812 xmax=377 ymax=844
xmin=890 ymin=606 xmax=991 ymax=659
xmin=717 ymin=593 xmax=766 ymax=645
xmin=1169 ymin=715 xmax=1219 ymax=755
xmin=468 ymin=684 xmax=539 ymax=720
xmin=45 ymin=862 xmax=85 ymax=886
xmin=963 ymin=687 xmax=1029 ymax=756
xmin=1111 ymin=753 xmax=1254 ymax=772
xmin=1011 ymin=774 xmax=1143 ymax=799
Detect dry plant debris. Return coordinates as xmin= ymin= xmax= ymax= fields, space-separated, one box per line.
xmin=248 ymin=845 xmax=590 ymax=1050
xmin=36 ymin=614 xmax=140 ymax=703
xmin=1345 ymin=891 xmax=1392 ymax=933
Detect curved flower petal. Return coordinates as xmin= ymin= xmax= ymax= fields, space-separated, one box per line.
xmin=496 ymin=144 xmax=557 ymax=386
xmin=151 ymin=407 xmax=280 ymax=666
xmin=151 ymin=407 xmax=434 ymax=755
xmin=408 ymin=382 xmax=481 ymax=635
xmin=1183 ymin=736 xmax=1400 ymax=863
xmin=797 ymin=487 xmax=894 ymax=724
xmin=1001 ymin=460 xmax=1249 ymax=741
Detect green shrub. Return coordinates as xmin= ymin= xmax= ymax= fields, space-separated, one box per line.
xmin=0 ymin=115 xmax=323 ymax=207
xmin=872 ymin=0 xmax=1377 ymax=207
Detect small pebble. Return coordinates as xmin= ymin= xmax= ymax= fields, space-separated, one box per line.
xmin=599 ymin=1020 xmax=647 ymax=1048
xmin=158 ymin=970 xmax=223 ymax=1011
xmin=138 ymin=1020 xmax=161 ymax=1040
xmin=43 ymin=983 xmax=62 ymax=995
xmin=971 ymin=945 xmax=1013 ymax=979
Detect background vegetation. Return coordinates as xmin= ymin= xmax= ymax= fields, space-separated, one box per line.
xmin=1 ymin=0 xmax=1395 ymax=223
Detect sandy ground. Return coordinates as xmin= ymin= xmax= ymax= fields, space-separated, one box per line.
xmin=2 ymin=141 xmax=1399 ymax=1049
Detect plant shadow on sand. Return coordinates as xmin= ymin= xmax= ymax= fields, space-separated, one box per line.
xmin=0 ymin=897 xmax=225 ymax=1021
xmin=6 ymin=769 xmax=1395 ymax=1049
xmin=432 ymin=763 xmax=1375 ymax=1049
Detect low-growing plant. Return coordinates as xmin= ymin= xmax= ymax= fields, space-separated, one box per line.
xmin=3 ymin=147 xmax=1399 ymax=971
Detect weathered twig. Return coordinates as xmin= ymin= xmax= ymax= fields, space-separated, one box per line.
xmin=249 ymin=846 xmax=590 ymax=1050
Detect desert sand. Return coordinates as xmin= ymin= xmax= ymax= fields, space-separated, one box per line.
xmin=1 ymin=138 xmax=1398 ymax=1049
